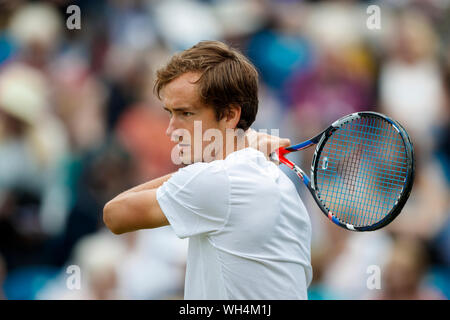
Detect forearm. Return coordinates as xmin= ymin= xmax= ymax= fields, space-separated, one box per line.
xmin=104 ymin=173 xmax=174 ymax=234
xmin=112 ymin=172 xmax=174 ymax=201
xmin=104 ymin=189 xmax=168 ymax=234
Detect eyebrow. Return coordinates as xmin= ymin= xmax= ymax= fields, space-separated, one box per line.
xmin=163 ymin=106 xmax=193 ymax=112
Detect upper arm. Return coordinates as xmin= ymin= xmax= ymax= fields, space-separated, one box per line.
xmin=103 ymin=189 xmax=169 ymax=234
xmin=156 ymin=163 xmax=230 ymax=238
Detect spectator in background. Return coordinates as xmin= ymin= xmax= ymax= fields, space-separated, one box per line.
xmin=379 ymin=8 xmax=447 ymax=155
xmin=286 ymin=44 xmax=375 ymax=139
xmin=0 ymin=63 xmax=69 ymax=242
xmin=247 ymin=1 xmax=312 ymax=108
xmin=44 ymin=138 xmax=137 ymax=267
xmin=49 ymin=54 xmax=107 ymax=154
xmin=0 ymin=62 xmax=70 ymax=299
xmin=379 ymin=9 xmax=449 ymax=239
xmin=384 ymin=154 xmax=449 ymax=239
xmin=314 ymin=226 xmax=394 ymax=300
xmin=116 ymin=102 xmax=178 ymax=180
xmin=286 ymin=3 xmax=376 ymax=140
xmin=39 ymin=227 xmax=188 ymax=300
xmin=370 ymin=236 xmax=445 ymax=300
xmin=40 ymin=230 xmax=127 ymax=299
xmin=115 ymin=228 xmax=188 ymax=299
xmin=7 ymin=2 xmax=62 ymax=70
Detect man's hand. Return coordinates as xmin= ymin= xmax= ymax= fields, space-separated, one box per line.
xmin=245 ymin=128 xmax=291 ymax=162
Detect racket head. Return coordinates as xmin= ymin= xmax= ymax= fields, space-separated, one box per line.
xmin=310 ymin=112 xmax=415 ymax=231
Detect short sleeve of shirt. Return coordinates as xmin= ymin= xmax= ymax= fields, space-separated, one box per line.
xmin=156 ymin=162 xmax=230 ymax=239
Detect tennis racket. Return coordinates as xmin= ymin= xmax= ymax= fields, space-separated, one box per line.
xmin=270 ymin=111 xmax=415 ymax=231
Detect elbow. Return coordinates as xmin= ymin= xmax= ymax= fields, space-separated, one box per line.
xmin=103 ymin=201 xmax=125 ymax=235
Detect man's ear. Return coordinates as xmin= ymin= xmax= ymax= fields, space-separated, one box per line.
xmin=224 ymin=104 xmax=241 ymax=129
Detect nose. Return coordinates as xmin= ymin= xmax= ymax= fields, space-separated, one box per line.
xmin=166 ymin=117 xmax=176 ymax=138
xmin=166 ymin=117 xmax=184 ymax=143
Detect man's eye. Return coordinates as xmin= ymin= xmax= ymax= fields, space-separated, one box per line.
xmin=183 ymin=112 xmax=193 ymax=116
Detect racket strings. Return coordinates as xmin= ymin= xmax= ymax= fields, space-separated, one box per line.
xmin=341 ymin=119 xmax=405 ymax=225
xmin=343 ymin=119 xmax=404 ymax=225
xmin=315 ymin=116 xmax=409 ymax=227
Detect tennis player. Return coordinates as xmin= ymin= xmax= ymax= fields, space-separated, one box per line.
xmin=103 ymin=41 xmax=312 ymax=299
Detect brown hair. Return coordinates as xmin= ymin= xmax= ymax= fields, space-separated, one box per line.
xmin=154 ymin=41 xmax=259 ymax=131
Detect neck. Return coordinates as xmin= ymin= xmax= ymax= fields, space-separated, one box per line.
xmin=224 ymin=128 xmax=249 ymax=159
xmin=208 ymin=128 xmax=249 ymax=161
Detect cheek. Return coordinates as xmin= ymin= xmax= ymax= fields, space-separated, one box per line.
xmin=169 ymin=118 xmax=194 ymax=140
xmin=201 ymin=119 xmax=225 ymax=144
xmin=188 ymin=109 xmax=223 ymax=144
xmin=199 ymin=109 xmax=223 ymax=131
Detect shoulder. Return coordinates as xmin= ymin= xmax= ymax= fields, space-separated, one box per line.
xmin=159 ymin=161 xmax=230 ymax=198
xmin=175 ymin=160 xmax=228 ymax=183
xmin=157 ymin=161 xmax=231 ymax=238
xmin=223 ymin=148 xmax=282 ymax=186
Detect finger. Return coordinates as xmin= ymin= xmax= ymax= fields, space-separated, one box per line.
xmin=279 ymin=138 xmax=291 ymax=148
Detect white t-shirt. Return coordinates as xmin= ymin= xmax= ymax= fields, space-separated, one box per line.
xmin=156 ymin=147 xmax=312 ymax=299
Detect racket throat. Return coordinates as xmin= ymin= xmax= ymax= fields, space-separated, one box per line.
xmin=293 ymin=164 xmax=311 ymax=187
xmin=275 ymin=149 xmax=312 ymax=187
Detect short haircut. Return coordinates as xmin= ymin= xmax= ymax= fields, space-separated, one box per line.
xmin=154 ymin=41 xmax=259 ymax=131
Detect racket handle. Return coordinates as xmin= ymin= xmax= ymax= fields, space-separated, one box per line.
xmin=269 ymin=147 xmax=287 ymax=163
xmin=270 ymin=148 xmax=296 ymax=170
xmin=269 ymin=151 xmax=279 ymax=163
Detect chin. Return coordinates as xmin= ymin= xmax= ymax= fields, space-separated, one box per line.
xmin=181 ymin=155 xmax=215 ymax=165
xmin=180 ymin=152 xmax=198 ymax=165
xmin=179 ymin=148 xmax=217 ymax=165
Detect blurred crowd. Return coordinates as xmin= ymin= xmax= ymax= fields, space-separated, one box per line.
xmin=0 ymin=0 xmax=448 ymax=300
